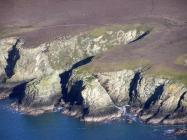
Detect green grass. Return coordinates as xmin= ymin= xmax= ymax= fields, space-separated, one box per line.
xmin=76 ymin=59 xmax=187 ymax=86
xmin=85 ymin=76 xmax=95 ymax=83
xmin=146 ymin=67 xmax=187 ymax=86
xmin=76 ymin=59 xmax=151 ymax=74
xmin=175 ymin=54 xmax=187 ymax=66
xmin=0 ymin=25 xmax=36 ymax=39
xmin=87 ymin=24 xmax=151 ymax=38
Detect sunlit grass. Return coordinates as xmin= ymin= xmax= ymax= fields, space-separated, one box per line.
xmin=146 ymin=67 xmax=187 ymax=86
xmin=175 ymin=54 xmax=187 ymax=66
xmin=0 ymin=25 xmax=36 ymax=39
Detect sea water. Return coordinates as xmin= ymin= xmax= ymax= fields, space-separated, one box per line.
xmin=0 ymin=99 xmax=186 ymax=140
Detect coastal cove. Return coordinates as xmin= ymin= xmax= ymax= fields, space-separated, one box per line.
xmin=0 ymin=99 xmax=186 ymax=140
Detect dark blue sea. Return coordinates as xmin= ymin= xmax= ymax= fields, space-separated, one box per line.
xmin=0 ymin=99 xmax=186 ymax=140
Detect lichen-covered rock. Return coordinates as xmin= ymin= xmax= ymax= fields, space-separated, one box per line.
xmin=136 ymin=77 xmax=187 ymax=124
xmin=4 ymin=25 xmax=147 ymax=113
xmin=21 ymin=72 xmax=61 ymax=109
xmin=95 ymin=70 xmax=135 ymax=106
xmin=136 ymin=77 xmax=167 ymax=105
xmin=67 ymin=73 xmax=121 ymax=122
xmin=158 ymin=83 xmax=186 ymax=113
xmin=0 ymin=30 xmax=186 ymax=124
xmin=9 ymin=26 xmax=146 ymax=82
xmin=145 ymin=83 xmax=187 ymax=124
xmin=66 ymin=67 xmax=187 ymax=124
xmin=81 ymin=75 xmax=118 ymax=115
xmin=9 ymin=44 xmax=54 ymax=82
xmin=6 ymin=25 xmax=187 ymax=123
xmin=0 ymin=37 xmax=23 ymax=99
xmin=66 ymin=69 xmax=137 ymax=121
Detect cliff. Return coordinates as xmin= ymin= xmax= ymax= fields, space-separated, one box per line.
xmin=0 ymin=23 xmax=186 ymax=124
xmin=0 ymin=24 xmax=148 ymax=114
xmin=67 ymin=68 xmax=187 ymax=124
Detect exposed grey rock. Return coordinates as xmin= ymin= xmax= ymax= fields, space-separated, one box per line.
xmin=9 ymin=26 xmax=146 ymax=82
xmin=2 ymin=25 xmax=147 ymax=113
xmin=95 ymin=70 xmax=135 ymax=106
xmin=68 ymin=74 xmax=121 ymax=121
xmin=66 ymin=68 xmax=187 ymax=123
xmin=21 ymin=72 xmax=61 ymax=108
xmin=0 ymin=25 xmax=186 ymax=124
xmin=0 ymin=37 xmax=20 ymax=83
xmin=0 ymin=37 xmax=23 ymax=99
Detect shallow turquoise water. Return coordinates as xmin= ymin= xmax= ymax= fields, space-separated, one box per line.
xmin=0 ymin=99 xmax=186 ymax=140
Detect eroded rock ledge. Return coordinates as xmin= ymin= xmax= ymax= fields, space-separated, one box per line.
xmin=0 ymin=24 xmax=186 ymax=124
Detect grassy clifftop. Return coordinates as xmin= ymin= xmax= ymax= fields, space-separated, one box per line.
xmin=75 ymin=23 xmax=187 ymax=86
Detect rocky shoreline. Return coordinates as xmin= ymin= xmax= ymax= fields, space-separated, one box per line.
xmin=10 ymin=102 xmax=54 ymax=116
xmin=0 ymin=24 xmax=186 ymax=128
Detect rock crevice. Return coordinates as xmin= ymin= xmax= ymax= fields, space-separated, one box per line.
xmin=5 ymin=39 xmax=20 ymax=78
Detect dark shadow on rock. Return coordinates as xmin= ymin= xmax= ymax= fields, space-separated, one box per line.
xmin=59 ymin=56 xmax=94 ymax=102
xmin=129 ymin=31 xmax=150 ymax=44
xmin=60 ymin=70 xmax=71 ymax=102
xmin=61 ymin=80 xmax=88 ymax=118
xmin=72 ymin=56 xmax=94 ymax=69
xmin=5 ymin=39 xmax=20 ymax=78
xmin=67 ymin=80 xmax=84 ymax=105
xmin=82 ymin=107 xmax=89 ymax=117
xmin=174 ymin=91 xmax=186 ymax=112
xmin=67 ymin=80 xmax=90 ymax=118
xmin=128 ymin=71 xmax=141 ymax=105
xmin=9 ymin=82 xmax=27 ymax=104
xmin=59 ymin=57 xmax=94 ymax=117
xmin=143 ymin=84 xmax=164 ymax=110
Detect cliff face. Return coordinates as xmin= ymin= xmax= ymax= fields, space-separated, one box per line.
xmin=67 ymin=69 xmax=187 ymax=124
xmin=22 ymin=72 xmax=61 ymax=107
xmin=0 ymin=37 xmax=22 ymax=99
xmin=137 ymin=77 xmax=187 ymax=124
xmin=0 ymin=25 xmax=148 ymax=114
xmin=67 ymin=73 xmax=121 ymax=122
xmin=0 ymin=37 xmax=21 ymax=83
xmin=9 ymin=25 xmax=146 ymax=82
xmin=0 ymin=24 xmax=186 ymax=124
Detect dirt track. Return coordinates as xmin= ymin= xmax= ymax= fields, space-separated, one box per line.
xmin=0 ymin=0 xmax=187 ymax=74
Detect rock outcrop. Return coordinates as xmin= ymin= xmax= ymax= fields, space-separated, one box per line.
xmin=0 ymin=37 xmax=23 ymax=99
xmin=65 ymin=69 xmax=187 ymax=124
xmin=67 ymin=73 xmax=121 ymax=122
xmin=0 ymin=37 xmax=20 ymax=83
xmin=18 ymin=72 xmax=61 ymax=114
xmin=0 ymin=24 xmax=186 ymax=124
xmin=9 ymin=25 xmax=146 ymax=83
xmin=0 ymin=25 xmax=148 ymax=114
